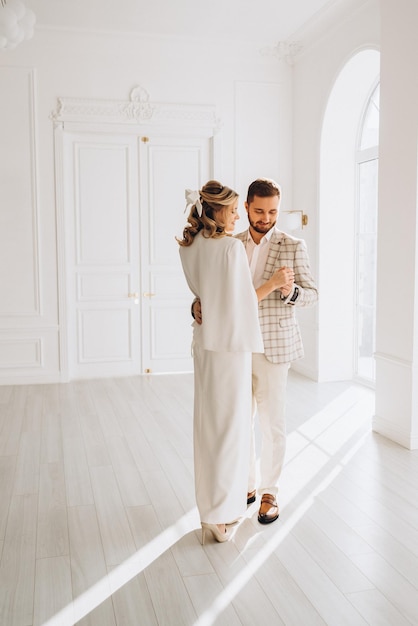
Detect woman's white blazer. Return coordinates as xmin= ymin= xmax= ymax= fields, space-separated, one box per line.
xmin=179 ymin=232 xmax=264 ymax=353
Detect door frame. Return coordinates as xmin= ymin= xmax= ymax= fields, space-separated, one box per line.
xmin=52 ymin=85 xmax=220 ymax=380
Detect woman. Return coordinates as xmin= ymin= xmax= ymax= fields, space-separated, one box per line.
xmin=177 ymin=180 xmax=264 ymax=543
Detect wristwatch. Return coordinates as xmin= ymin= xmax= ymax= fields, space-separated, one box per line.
xmin=288 ymin=286 xmax=299 ymax=305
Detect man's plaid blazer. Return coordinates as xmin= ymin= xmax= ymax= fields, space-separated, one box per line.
xmin=235 ymin=228 xmax=318 ymax=364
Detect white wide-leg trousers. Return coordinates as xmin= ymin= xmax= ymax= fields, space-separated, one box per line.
xmin=248 ymin=353 xmax=290 ymax=496
xmin=193 ymin=344 xmax=252 ymax=524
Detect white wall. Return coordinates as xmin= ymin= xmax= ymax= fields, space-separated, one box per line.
xmin=0 ymin=26 xmax=291 ymax=382
xmin=2 ymin=26 xmax=293 ymax=192
xmin=374 ymin=0 xmax=418 ymax=449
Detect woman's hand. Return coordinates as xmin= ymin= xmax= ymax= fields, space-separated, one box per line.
xmin=192 ymin=299 xmax=202 ymax=324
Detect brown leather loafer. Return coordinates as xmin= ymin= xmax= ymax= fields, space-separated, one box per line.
xmin=258 ymin=494 xmax=279 ymax=524
xmin=247 ymin=490 xmax=256 ymax=505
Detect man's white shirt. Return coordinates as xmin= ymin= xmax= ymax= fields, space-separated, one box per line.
xmin=245 ymin=228 xmax=274 ymax=289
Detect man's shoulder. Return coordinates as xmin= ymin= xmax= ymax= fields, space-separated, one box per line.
xmin=234 ymin=230 xmax=248 ymax=242
xmin=274 ymin=228 xmax=304 ymax=246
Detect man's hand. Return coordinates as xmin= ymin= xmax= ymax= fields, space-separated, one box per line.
xmin=192 ymin=299 xmax=202 ymax=325
xmin=271 ymin=266 xmax=294 ymax=293
xmin=256 ymin=266 xmax=295 ymax=303
xmin=280 ymin=282 xmax=294 ymax=297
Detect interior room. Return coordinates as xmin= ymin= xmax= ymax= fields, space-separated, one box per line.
xmin=1 ymin=0 xmax=417 ymax=624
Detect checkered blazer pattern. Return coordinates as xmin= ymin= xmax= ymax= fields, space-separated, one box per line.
xmin=235 ymin=228 xmax=318 ymax=364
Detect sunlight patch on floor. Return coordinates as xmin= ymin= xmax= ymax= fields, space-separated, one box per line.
xmin=41 ymin=509 xmax=198 ymax=626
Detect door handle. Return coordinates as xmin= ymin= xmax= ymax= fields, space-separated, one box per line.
xmin=143 ymin=292 xmax=156 ymax=298
xmin=128 ymin=292 xmax=139 ymax=304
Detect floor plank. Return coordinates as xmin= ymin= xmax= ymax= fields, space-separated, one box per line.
xmin=0 ymin=494 xmax=38 ymax=626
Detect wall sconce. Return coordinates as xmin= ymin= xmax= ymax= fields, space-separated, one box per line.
xmin=279 ymin=210 xmax=308 ymax=232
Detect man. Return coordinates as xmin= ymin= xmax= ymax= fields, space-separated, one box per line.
xmin=193 ymin=178 xmax=318 ymax=524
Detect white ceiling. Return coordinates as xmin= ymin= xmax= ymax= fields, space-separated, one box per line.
xmin=25 ymin=0 xmax=341 ymax=45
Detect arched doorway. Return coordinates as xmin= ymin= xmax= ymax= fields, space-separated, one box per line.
xmin=318 ymin=49 xmax=380 ymax=382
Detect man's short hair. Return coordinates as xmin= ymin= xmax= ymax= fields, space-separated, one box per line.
xmin=247 ymin=178 xmax=281 ymax=204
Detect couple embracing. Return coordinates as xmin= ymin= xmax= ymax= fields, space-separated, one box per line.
xmin=177 ymin=178 xmax=318 ymax=543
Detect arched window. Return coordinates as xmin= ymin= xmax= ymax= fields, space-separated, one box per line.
xmin=355 ymin=83 xmax=379 ymax=383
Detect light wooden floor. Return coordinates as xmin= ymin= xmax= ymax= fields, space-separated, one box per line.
xmin=0 ymin=370 xmax=417 ymax=626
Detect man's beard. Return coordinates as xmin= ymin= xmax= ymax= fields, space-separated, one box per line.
xmin=249 ymin=218 xmax=276 ymax=234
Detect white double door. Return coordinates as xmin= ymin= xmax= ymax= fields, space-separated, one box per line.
xmin=62 ymin=130 xmax=211 ymax=378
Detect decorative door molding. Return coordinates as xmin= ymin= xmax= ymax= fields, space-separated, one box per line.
xmin=51 ymin=84 xmax=220 ymax=133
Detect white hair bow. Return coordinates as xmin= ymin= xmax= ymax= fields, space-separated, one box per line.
xmin=185 ymin=189 xmax=202 ymax=216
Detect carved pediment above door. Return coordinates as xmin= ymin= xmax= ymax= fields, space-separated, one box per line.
xmin=50 ymin=84 xmax=221 ymax=134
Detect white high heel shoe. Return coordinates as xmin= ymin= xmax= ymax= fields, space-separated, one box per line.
xmin=201 ymin=522 xmax=231 ymax=544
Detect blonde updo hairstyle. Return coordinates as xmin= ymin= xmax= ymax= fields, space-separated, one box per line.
xmin=177 ymin=180 xmax=238 ymax=247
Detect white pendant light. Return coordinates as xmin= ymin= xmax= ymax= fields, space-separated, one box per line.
xmin=0 ymin=0 xmax=36 ymax=50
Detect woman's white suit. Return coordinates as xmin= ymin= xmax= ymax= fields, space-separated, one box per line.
xmin=180 ymin=232 xmax=263 ymax=524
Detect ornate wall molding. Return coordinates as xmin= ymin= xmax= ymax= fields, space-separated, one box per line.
xmin=50 ymin=84 xmax=219 ymax=130
xmin=260 ymin=41 xmax=303 ymax=65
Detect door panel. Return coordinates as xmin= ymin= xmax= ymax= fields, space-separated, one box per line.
xmin=139 ymin=136 xmax=212 ymax=372
xmin=63 ymin=132 xmax=141 ymax=379
xmin=78 ymin=308 xmax=132 ymax=361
